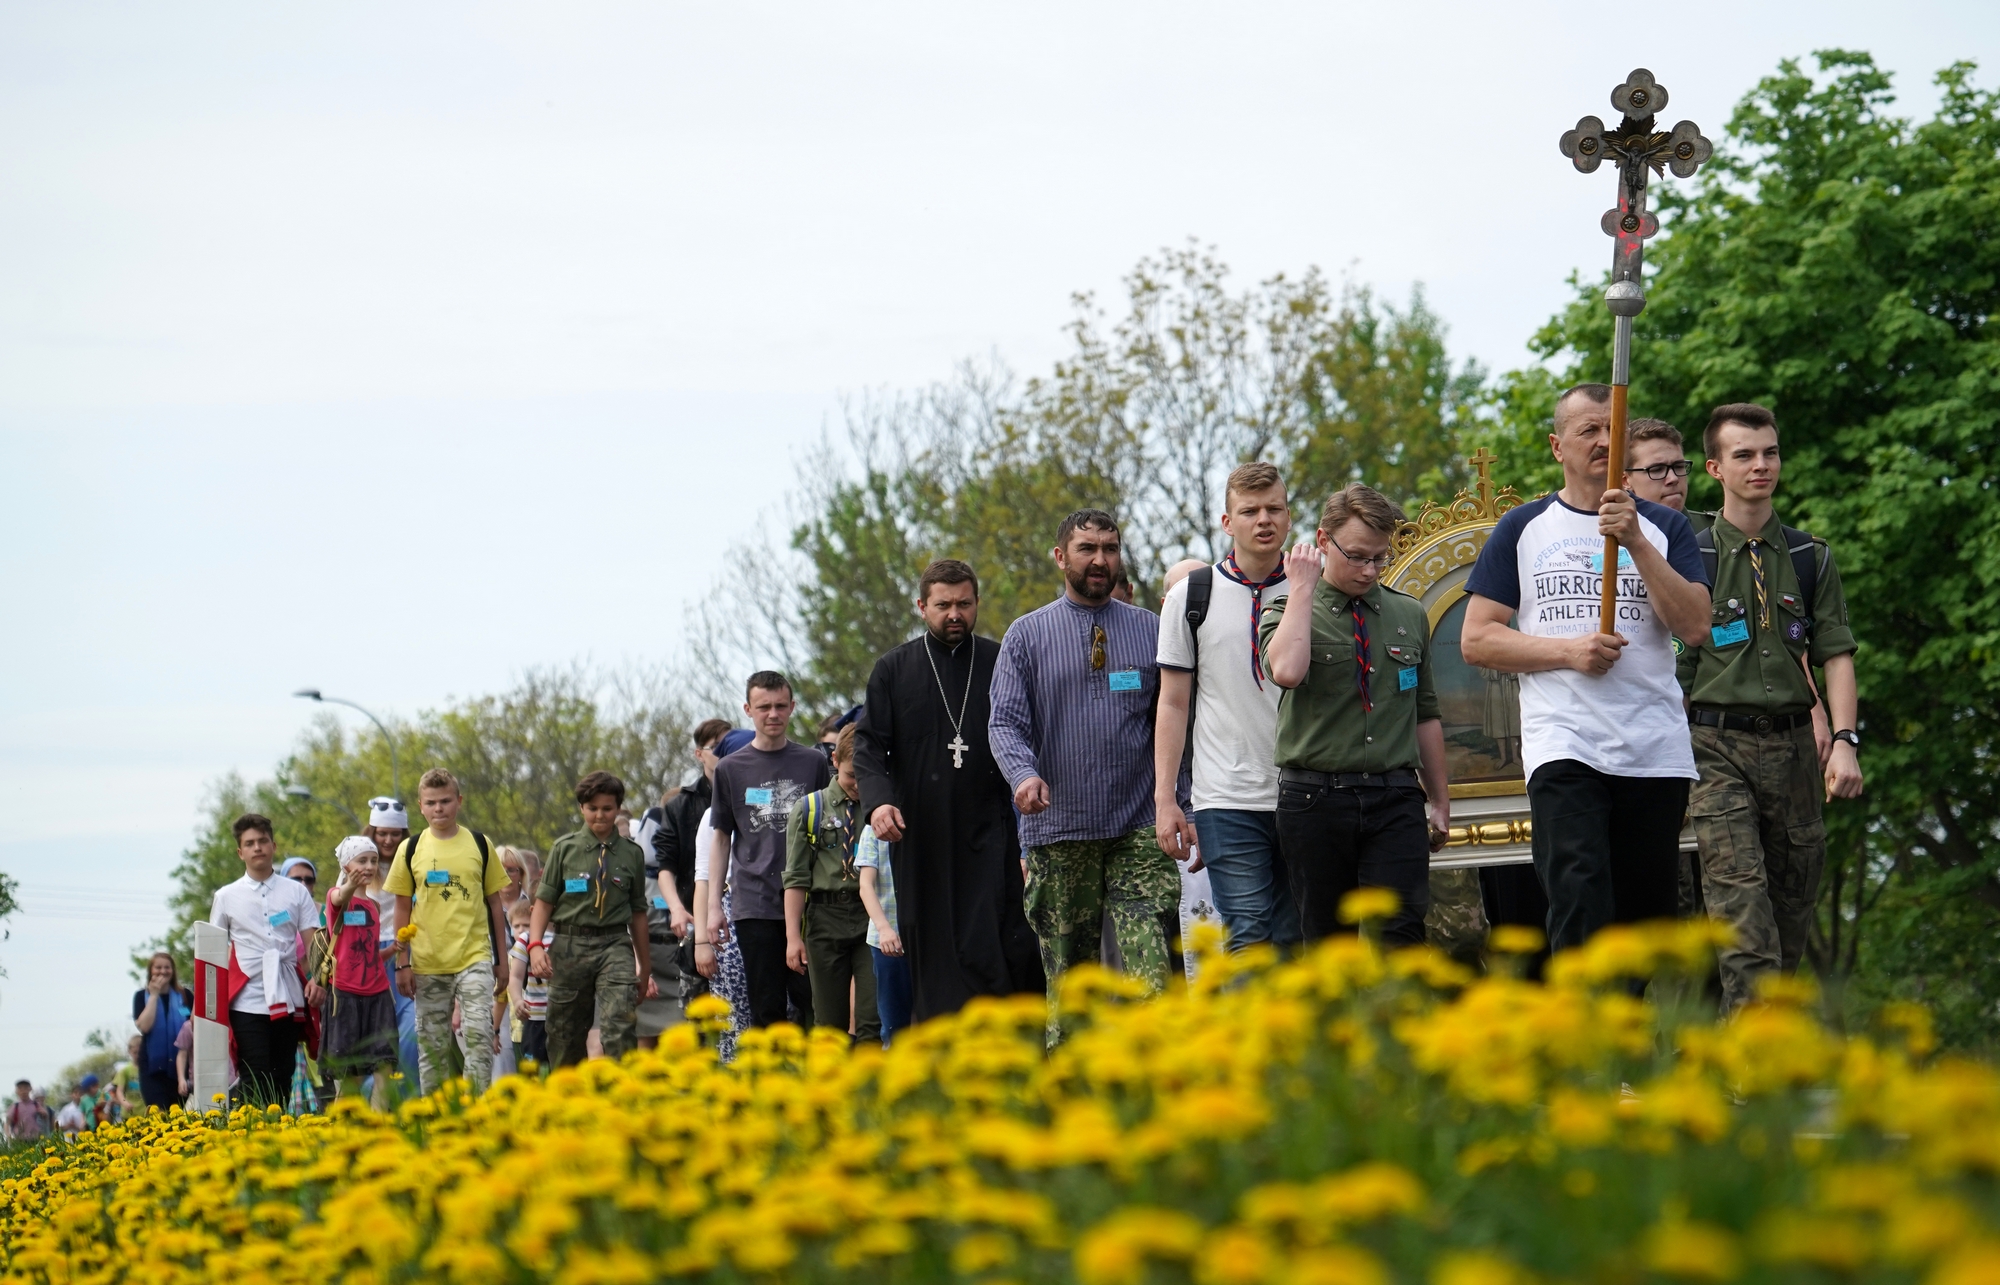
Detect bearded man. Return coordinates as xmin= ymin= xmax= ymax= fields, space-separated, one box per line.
xmin=854 ymin=559 xmax=1044 ymax=1023
xmin=989 ymin=511 xmax=1185 ymax=1044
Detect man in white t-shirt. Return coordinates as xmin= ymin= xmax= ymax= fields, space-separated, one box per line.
xmin=1462 ymin=383 xmax=1712 ymax=953
xmin=1155 ymin=461 xmax=1302 ymax=951
xmin=209 ymin=812 xmax=322 ymax=1107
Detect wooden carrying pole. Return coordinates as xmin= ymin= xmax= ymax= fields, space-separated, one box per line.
xmin=1599 ymin=382 xmax=1629 ymax=633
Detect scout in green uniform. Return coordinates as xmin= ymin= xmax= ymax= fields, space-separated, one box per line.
xmin=1260 ymin=483 xmax=1453 ymax=947
xmin=783 ymin=725 xmax=881 ymax=1043
xmin=1680 ymin=403 xmax=1863 ymax=1012
xmin=527 ymin=771 xmax=657 ymax=1066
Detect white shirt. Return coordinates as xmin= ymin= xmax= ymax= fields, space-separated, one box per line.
xmin=1158 ymin=564 xmax=1292 ymax=811
xmin=1465 ymin=494 xmax=1709 ymax=781
xmin=56 ymin=1102 xmax=86 ymax=1132
xmin=693 ymin=807 xmax=721 ymax=883
xmin=209 ymin=871 xmax=322 ymax=1016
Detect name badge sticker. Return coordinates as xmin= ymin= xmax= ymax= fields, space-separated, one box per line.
xmin=424 ymin=869 xmax=450 ymax=886
xmin=267 ymin=909 xmax=292 ymax=929
xmin=1398 ymin=666 xmax=1419 ymax=692
xmin=343 ymin=910 xmax=369 ymax=927
xmin=745 ymin=788 xmax=774 ymax=806
xmin=564 ymin=877 xmax=590 ymax=894
xmin=1711 ymin=620 xmax=1750 ymax=648
xmin=1108 ymin=669 xmax=1142 ymax=692
xmin=650 ymin=895 xmax=669 ymax=910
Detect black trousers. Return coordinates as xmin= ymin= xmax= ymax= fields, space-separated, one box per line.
xmin=1274 ymin=779 xmax=1431 ymax=947
xmin=228 ymin=1010 xmax=301 ymax=1109
xmin=1528 ymin=759 xmax=1689 ymax=953
xmin=735 ymin=917 xmax=815 ymax=1030
xmin=1479 ymin=864 xmax=1553 ymax=979
xmin=139 ymin=1068 xmax=179 ymax=1110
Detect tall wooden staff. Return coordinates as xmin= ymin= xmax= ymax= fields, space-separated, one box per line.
xmin=1559 ymin=70 xmax=1712 ymax=632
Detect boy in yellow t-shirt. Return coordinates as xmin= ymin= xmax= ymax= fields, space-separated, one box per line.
xmin=386 ymin=767 xmax=511 ymax=1095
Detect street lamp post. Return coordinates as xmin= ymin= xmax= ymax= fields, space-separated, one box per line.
xmin=293 ymin=689 xmax=402 ymax=804
xmin=285 ymin=783 xmax=362 ymax=830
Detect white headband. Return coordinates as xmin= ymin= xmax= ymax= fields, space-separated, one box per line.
xmin=335 ymin=836 xmax=377 ymax=870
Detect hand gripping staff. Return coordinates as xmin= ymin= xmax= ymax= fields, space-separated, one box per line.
xmin=1558 ymin=70 xmax=1713 ymax=632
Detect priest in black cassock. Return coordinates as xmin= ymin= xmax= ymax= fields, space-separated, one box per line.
xmin=855 ymin=559 xmax=1045 ymax=1022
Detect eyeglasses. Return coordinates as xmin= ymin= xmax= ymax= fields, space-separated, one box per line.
xmin=1327 ymin=536 xmax=1393 ymax=570
xmin=1091 ymin=624 xmax=1106 ymax=670
xmin=1626 ymin=460 xmax=1693 ymax=481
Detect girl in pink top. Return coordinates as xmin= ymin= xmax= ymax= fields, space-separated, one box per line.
xmin=322 ymin=837 xmax=400 ymax=1109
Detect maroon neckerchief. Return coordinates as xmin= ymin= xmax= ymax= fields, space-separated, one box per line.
xmin=1217 ymin=551 xmax=1289 ymax=688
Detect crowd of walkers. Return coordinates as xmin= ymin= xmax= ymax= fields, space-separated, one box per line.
xmin=6 ymin=391 xmax=1863 ymax=1119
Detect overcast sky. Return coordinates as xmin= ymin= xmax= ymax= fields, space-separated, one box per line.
xmin=3 ymin=1 xmax=1994 ymax=1084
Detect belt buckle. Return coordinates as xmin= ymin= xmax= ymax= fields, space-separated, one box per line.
xmin=1753 ymin=714 xmax=1773 ymax=734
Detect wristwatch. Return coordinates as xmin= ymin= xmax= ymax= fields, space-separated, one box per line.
xmin=1832 ymin=729 xmax=1861 ymax=749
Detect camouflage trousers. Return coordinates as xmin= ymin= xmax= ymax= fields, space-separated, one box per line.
xmin=1690 ymin=723 xmax=1825 ymax=1013
xmin=413 ymin=962 xmax=497 ymax=1097
xmin=1026 ymin=826 xmax=1180 ymax=1045
xmin=546 ymin=930 xmax=638 ymax=1068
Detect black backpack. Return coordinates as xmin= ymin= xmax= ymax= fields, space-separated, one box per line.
xmin=396 ymin=828 xmax=505 ymax=965
xmin=1178 ymin=566 xmax=1215 ymax=759
xmin=1693 ymin=524 xmax=1823 ymax=644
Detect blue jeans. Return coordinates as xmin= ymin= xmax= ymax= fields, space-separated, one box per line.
xmin=382 ymin=957 xmax=420 ymax=1084
xmin=1192 ymin=809 xmax=1301 ymax=950
xmin=872 ymin=947 xmax=912 ymax=1045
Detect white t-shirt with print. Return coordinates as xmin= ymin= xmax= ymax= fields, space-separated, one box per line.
xmin=1465 ymin=494 xmax=1709 ymax=782
xmin=1158 ymin=564 xmax=1292 ymax=812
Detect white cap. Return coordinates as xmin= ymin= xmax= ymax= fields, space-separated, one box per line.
xmin=367 ymin=796 xmax=408 ymax=830
xmin=334 ymin=835 xmax=377 ymax=870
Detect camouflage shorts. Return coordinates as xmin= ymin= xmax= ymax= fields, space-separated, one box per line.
xmin=413 ymin=962 xmax=498 ymax=1097
xmin=545 ymin=931 xmax=639 ymax=1068
xmin=1026 ymin=826 xmax=1180 ymax=1044
xmin=1690 ymin=723 xmax=1825 ymax=1012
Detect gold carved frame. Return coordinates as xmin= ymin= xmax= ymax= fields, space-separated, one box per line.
xmin=1384 ymin=448 xmax=1536 ymax=868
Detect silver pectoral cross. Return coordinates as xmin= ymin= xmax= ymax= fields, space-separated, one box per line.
xmin=948 ymin=734 xmax=969 ymax=768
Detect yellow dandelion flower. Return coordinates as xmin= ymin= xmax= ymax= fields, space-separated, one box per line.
xmin=1337 ymin=887 xmax=1400 ymax=924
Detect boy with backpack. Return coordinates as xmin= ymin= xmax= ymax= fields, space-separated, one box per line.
xmin=783 ymin=724 xmax=880 ymax=1044
xmin=386 ymin=767 xmax=512 ymax=1095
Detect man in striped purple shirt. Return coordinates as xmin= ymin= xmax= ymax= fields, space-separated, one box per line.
xmin=990 ymin=509 xmax=1184 ymax=1042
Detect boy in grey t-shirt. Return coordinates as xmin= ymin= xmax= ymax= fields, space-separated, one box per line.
xmin=707 ymin=671 xmax=830 ymax=1028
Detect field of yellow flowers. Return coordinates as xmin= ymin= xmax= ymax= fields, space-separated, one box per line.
xmin=5 ymin=905 xmax=1998 ymax=1285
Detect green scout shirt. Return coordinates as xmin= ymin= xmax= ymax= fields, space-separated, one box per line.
xmin=538 ymin=829 xmax=649 ymax=928
xmin=783 ymin=777 xmax=863 ymax=895
xmin=1679 ymin=509 xmax=1857 ymax=717
xmin=1259 ymin=578 xmax=1440 ymax=775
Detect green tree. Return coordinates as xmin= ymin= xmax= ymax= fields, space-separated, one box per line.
xmin=766 ymin=248 xmax=1486 ymax=712
xmin=1522 ymin=51 xmax=2000 ymax=1043
xmin=0 ymin=866 xmax=17 ymax=989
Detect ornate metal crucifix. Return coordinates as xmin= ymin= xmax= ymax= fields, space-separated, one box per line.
xmin=1558 ymin=69 xmax=1712 ymax=632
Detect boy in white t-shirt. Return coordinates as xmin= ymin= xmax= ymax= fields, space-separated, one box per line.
xmin=1155 ymin=462 xmax=1302 ymax=951
xmin=1462 ymin=383 xmax=1713 ymax=954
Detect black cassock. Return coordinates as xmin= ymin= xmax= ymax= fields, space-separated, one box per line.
xmin=855 ymin=633 xmax=1045 ymax=1021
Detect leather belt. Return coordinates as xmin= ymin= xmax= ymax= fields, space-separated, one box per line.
xmin=555 ymin=921 xmax=630 ymax=938
xmin=808 ymin=888 xmax=862 ymax=905
xmin=1690 ymin=708 xmax=1814 ymax=735
xmin=1279 ymin=767 xmax=1419 ymax=790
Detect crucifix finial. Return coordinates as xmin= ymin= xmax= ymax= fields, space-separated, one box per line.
xmin=1558 ymin=69 xmax=1713 ymax=340
xmin=1468 ymin=446 xmax=1498 ymax=505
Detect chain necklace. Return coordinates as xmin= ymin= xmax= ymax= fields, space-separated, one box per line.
xmin=922 ymin=633 xmax=977 ymax=768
